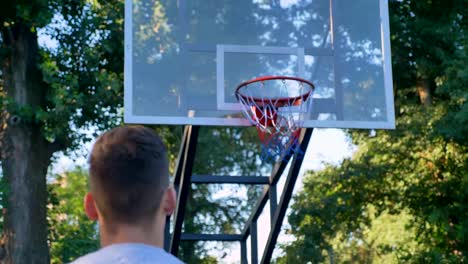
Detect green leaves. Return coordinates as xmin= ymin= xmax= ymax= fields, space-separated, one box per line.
xmin=0 ymin=0 xmax=54 ymax=29
xmin=279 ymin=106 xmax=467 ymax=262
xmin=33 ymin=0 xmax=124 ymax=148
xmin=277 ymin=1 xmax=468 ymax=262
xmin=434 ymin=46 xmax=468 ymax=144
xmin=48 ymin=168 xmax=99 ymax=264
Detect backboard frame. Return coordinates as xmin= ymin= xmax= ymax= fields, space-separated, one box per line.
xmin=124 ymin=0 xmax=395 ymax=129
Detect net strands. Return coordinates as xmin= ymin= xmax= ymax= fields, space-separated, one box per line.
xmin=236 ymin=76 xmax=314 ymax=161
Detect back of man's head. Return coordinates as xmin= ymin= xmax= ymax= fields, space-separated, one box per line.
xmin=89 ymin=125 xmax=169 ymax=225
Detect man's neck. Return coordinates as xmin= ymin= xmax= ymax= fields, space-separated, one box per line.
xmin=99 ymin=219 xmax=165 ymax=248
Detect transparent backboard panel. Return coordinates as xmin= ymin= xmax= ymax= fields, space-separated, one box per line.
xmin=125 ymin=0 xmax=395 ymax=129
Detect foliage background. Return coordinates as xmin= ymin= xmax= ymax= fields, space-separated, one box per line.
xmin=0 ymin=0 xmax=466 ymax=263
xmin=276 ymin=0 xmax=467 ymax=263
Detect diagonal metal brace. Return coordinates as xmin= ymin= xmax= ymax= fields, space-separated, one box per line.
xmin=260 ymin=128 xmax=313 ymax=263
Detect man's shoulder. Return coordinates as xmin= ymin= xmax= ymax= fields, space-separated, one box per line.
xmin=70 ymin=243 xmax=184 ymax=264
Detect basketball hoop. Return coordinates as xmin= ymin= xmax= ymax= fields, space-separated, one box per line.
xmin=235 ymin=76 xmax=314 ymax=161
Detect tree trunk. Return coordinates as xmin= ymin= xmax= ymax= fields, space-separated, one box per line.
xmin=417 ymin=77 xmax=432 ymax=106
xmin=327 ymin=246 xmax=335 ymax=264
xmin=0 ymin=24 xmax=52 ymax=264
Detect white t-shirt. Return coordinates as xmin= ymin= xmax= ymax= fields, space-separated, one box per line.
xmin=71 ymin=243 xmax=184 ymax=264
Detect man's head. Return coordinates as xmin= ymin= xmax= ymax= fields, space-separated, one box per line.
xmin=85 ymin=125 xmax=175 ymax=229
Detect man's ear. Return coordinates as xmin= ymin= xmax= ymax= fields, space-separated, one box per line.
xmin=84 ymin=192 xmax=99 ymax=221
xmin=162 ymin=187 xmax=177 ymax=216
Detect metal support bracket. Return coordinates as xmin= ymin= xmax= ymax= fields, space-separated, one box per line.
xmin=166 ymin=126 xmax=314 ymax=264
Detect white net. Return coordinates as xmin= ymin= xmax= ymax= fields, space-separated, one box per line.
xmin=236 ymin=77 xmax=314 ymax=161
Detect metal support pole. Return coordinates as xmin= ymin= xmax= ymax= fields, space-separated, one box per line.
xmin=164 ymin=216 xmax=171 ymax=251
xmin=170 ymin=125 xmax=200 ymax=255
xmin=181 ymin=234 xmax=242 ymax=241
xmin=260 ymin=128 xmax=314 ymax=263
xmin=242 ymin=186 xmax=269 ymax=240
xmin=165 ymin=126 xmax=189 ymax=251
xmin=270 ymin=152 xmax=294 ymax=185
xmin=251 ymin=221 xmax=258 ymax=264
xmin=165 ymin=126 xmax=313 ymax=263
xmin=191 ymin=175 xmax=270 ymax=185
xmin=241 ymin=240 xmax=248 ymax=264
xmin=269 ymin=185 xmax=277 ymax=221
xmin=173 ymin=126 xmax=190 ymax=189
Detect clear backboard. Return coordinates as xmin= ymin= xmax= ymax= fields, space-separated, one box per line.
xmin=125 ymin=0 xmax=395 ymax=129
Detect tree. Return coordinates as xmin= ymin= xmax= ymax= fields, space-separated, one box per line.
xmin=0 ymin=0 xmax=123 ymax=262
xmin=277 ymin=0 xmax=467 ymax=263
xmin=48 ymin=169 xmax=99 ymax=264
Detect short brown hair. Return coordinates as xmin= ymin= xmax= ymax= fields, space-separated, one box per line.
xmin=89 ymin=125 xmax=169 ymax=224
